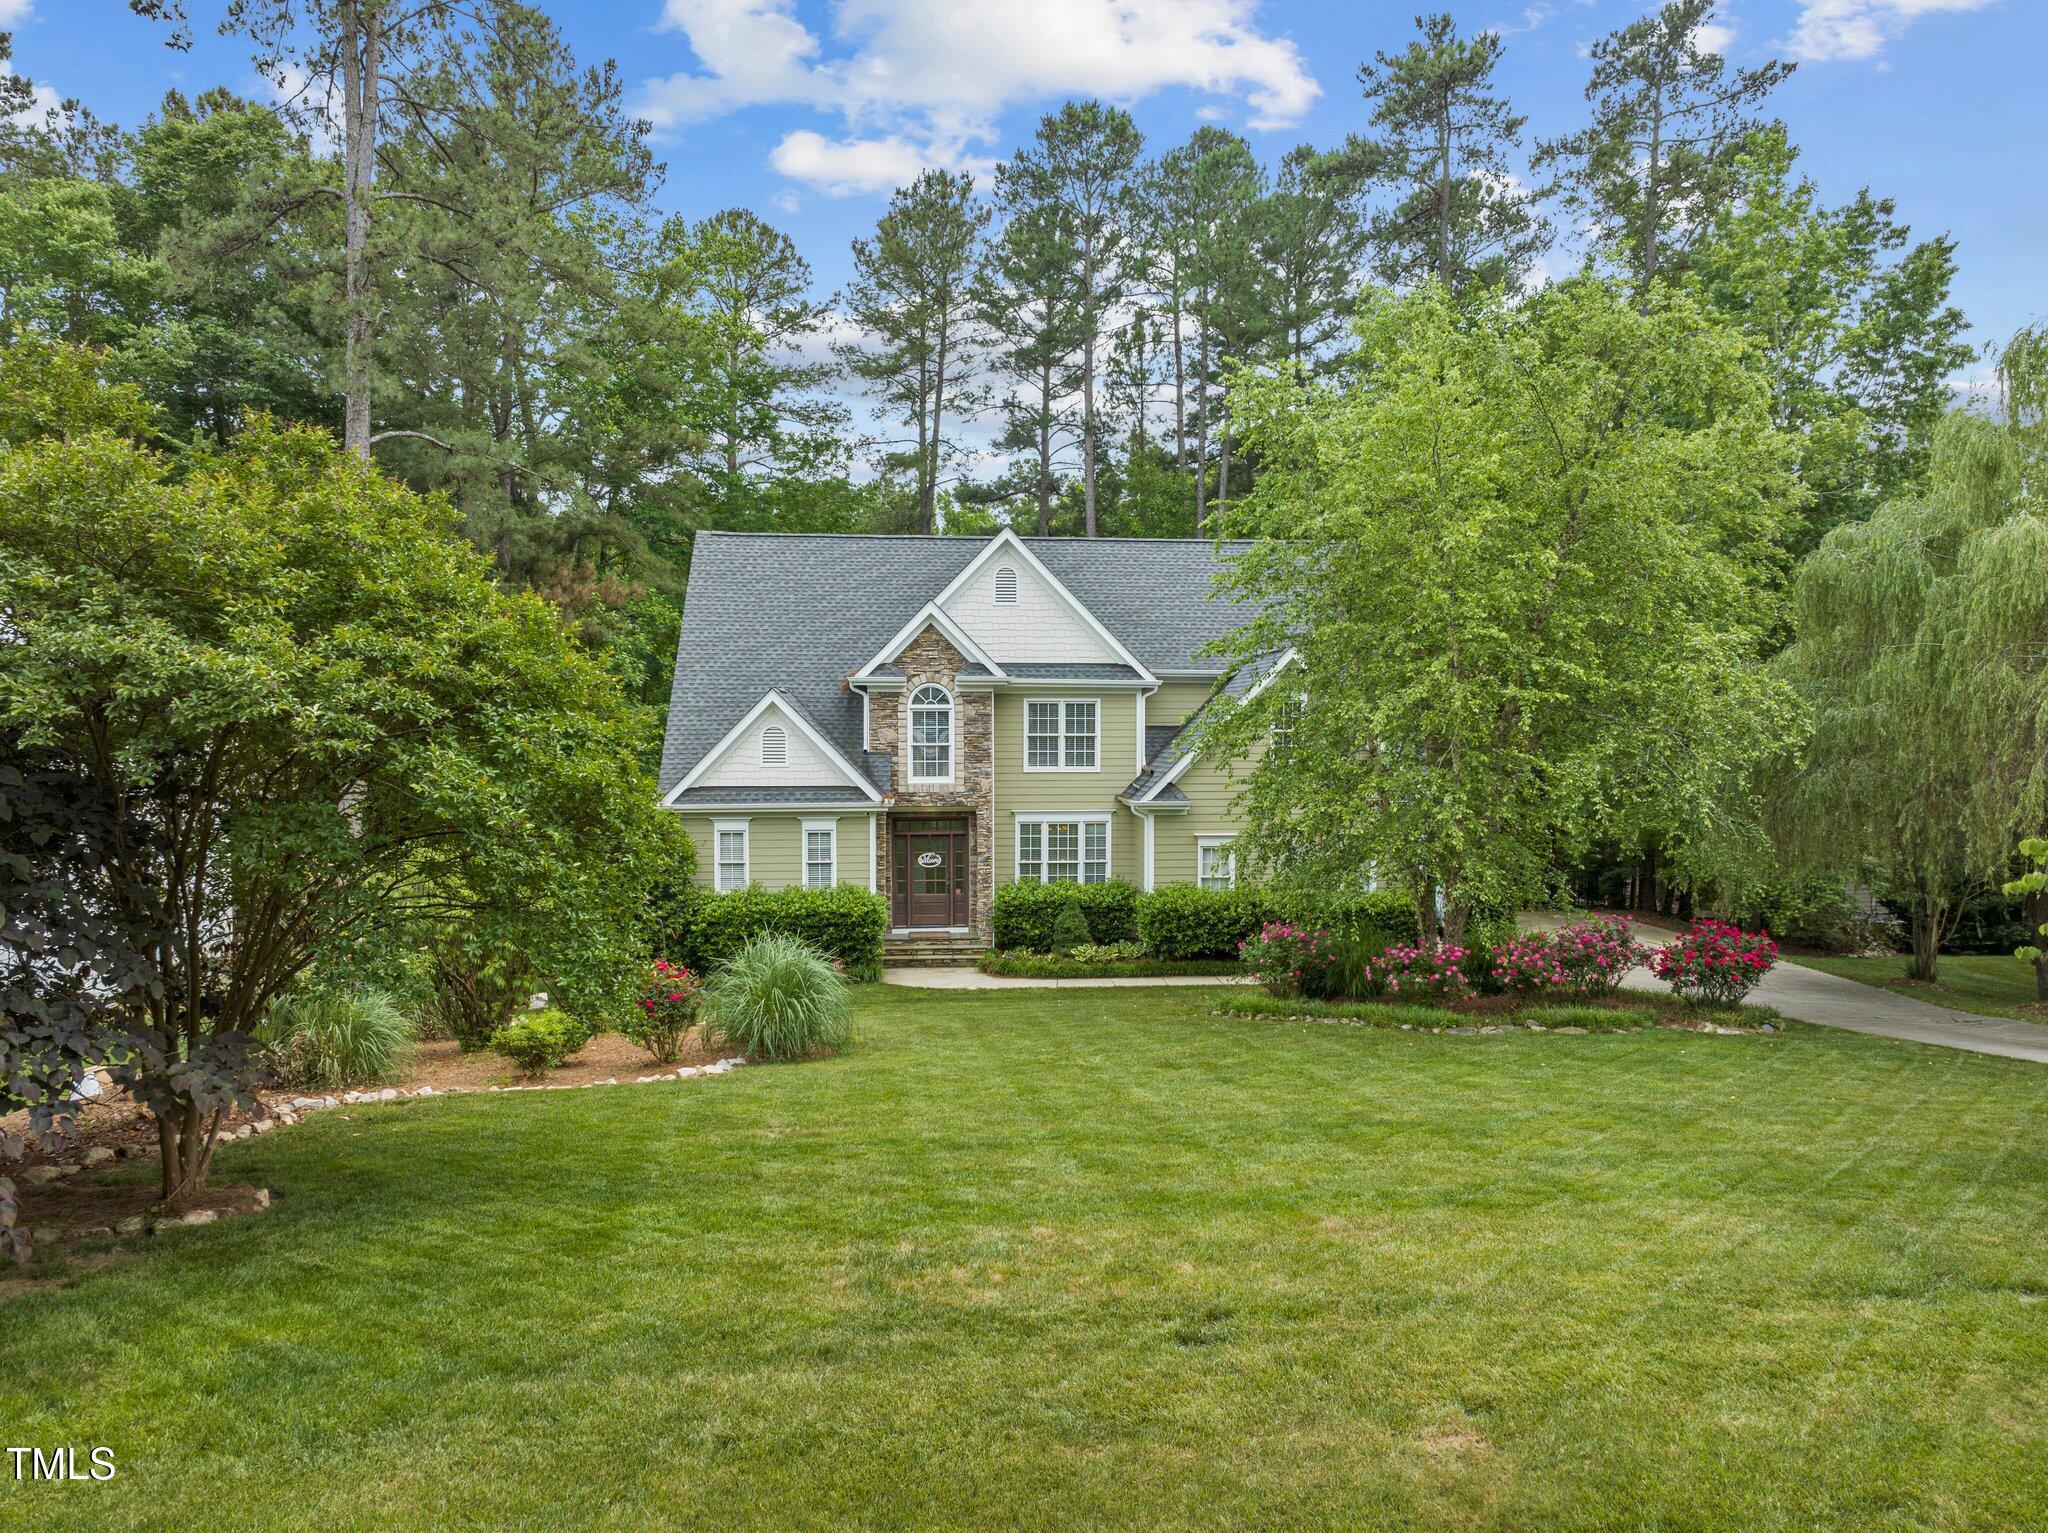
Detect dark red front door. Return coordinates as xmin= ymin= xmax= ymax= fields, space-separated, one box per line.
xmin=892 ymin=818 xmax=970 ymax=928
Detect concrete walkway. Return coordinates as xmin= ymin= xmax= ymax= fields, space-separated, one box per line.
xmin=882 ymin=968 xmax=1250 ymax=990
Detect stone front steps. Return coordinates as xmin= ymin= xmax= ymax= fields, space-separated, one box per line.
xmin=883 ymin=934 xmax=988 ymax=969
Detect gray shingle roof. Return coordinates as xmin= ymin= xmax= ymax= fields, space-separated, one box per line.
xmin=658 ymin=533 xmax=1259 ymax=796
xmin=667 ymin=786 xmax=881 ymax=809
xmin=1120 ymin=649 xmax=1292 ymax=801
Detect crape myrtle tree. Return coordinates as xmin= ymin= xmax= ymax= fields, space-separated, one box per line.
xmin=1777 ymin=330 xmax=2048 ymax=984
xmin=0 ymin=339 xmax=683 ymax=1208
xmin=1202 ymin=280 xmax=1802 ymax=944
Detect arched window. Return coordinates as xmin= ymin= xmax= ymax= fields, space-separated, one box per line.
xmin=908 ymin=684 xmax=953 ymax=782
xmin=759 ymin=724 xmax=788 ymax=768
xmin=993 ymin=564 xmax=1019 ymax=605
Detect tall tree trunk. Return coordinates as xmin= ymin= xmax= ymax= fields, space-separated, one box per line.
xmin=1217 ymin=412 xmax=1232 ymax=516
xmin=1192 ymin=318 xmax=1211 ymax=529
xmin=2028 ymin=889 xmax=2048 ymax=1001
xmin=927 ymin=318 xmax=950 ymax=535
xmin=1035 ymin=362 xmax=1054 ymax=535
xmin=1169 ymin=287 xmax=1187 ymax=471
xmin=1081 ymin=238 xmax=1099 ymax=536
xmin=340 ymin=0 xmax=381 ymax=459
xmin=1640 ymin=88 xmax=1665 ymax=293
xmin=1434 ymin=111 xmax=1454 ymax=290
xmin=1908 ymin=893 xmax=1944 ymax=983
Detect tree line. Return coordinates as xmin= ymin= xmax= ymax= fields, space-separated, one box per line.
xmin=0 ymin=1 xmax=1971 ymax=706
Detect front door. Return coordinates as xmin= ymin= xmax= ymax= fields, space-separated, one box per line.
xmin=892 ymin=818 xmax=970 ymax=929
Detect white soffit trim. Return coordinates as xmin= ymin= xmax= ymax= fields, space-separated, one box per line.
xmin=663 ymin=690 xmax=882 ymax=806
xmin=932 ymin=528 xmax=1159 ymax=686
xmin=852 ymin=601 xmax=1009 ymax=682
xmin=1136 ymin=648 xmax=1299 ymax=805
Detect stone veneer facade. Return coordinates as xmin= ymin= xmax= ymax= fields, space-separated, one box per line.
xmin=865 ymin=625 xmax=995 ymax=937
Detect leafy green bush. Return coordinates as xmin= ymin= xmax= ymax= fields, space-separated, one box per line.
xmin=700 ymin=932 xmax=852 ymax=1061
xmin=1050 ymin=900 xmax=1093 ymax=955
xmin=1269 ymin=888 xmax=1420 ymax=947
xmin=257 ymin=988 xmax=416 ymax=1090
xmin=990 ymin=880 xmax=1139 ymax=951
xmin=1137 ymin=885 xmax=1272 ymax=958
xmin=1069 ymin=941 xmax=1147 ymax=962
xmin=671 ymin=885 xmax=887 ymax=981
xmin=488 ymin=1008 xmax=592 ymax=1078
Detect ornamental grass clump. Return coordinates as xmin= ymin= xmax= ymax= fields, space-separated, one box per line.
xmin=700 ymin=932 xmax=852 ymax=1061
xmin=257 ymin=988 xmax=416 ymax=1090
xmin=1650 ymin=919 xmax=1779 ymax=1004
xmin=624 ymin=958 xmax=701 ymax=1064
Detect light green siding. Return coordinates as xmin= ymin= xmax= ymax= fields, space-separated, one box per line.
xmin=991 ymin=690 xmax=1142 ymax=886
xmin=1150 ymin=680 xmax=1218 ymax=727
xmin=675 ymin=812 xmax=874 ymax=891
xmin=1151 ymin=753 xmax=1250 ymax=886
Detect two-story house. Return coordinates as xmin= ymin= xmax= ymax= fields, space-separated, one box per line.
xmin=656 ymin=528 xmax=1293 ymax=956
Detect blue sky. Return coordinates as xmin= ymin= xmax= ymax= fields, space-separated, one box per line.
xmin=7 ymin=1 xmax=2040 ymax=373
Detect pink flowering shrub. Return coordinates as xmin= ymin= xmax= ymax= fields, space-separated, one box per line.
xmin=1487 ymin=934 xmax=1570 ymax=995
xmin=1649 ymin=919 xmax=1778 ymax=1005
xmin=1549 ymin=914 xmax=1648 ymax=997
xmin=1367 ymin=942 xmax=1472 ymax=1000
xmin=1240 ymin=922 xmax=1332 ymax=998
xmin=624 ymin=957 xmax=702 ymax=1063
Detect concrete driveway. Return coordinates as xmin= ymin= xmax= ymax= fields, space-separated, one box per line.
xmin=1526 ymin=913 xmax=2048 ymax=1066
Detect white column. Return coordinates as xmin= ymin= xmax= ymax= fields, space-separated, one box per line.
xmin=1141 ymin=810 xmax=1156 ymax=893
xmin=868 ymin=813 xmax=878 ymax=894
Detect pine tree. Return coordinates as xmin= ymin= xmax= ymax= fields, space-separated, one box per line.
xmin=840 ymin=169 xmax=988 ymax=534
xmin=1535 ymin=0 xmax=1793 ymax=289
xmin=977 ymin=200 xmax=1084 ymax=534
xmin=995 ymin=102 xmax=1141 ymax=536
xmin=1254 ymin=144 xmax=1370 ymax=383
xmin=1353 ymin=12 xmax=1549 ymax=300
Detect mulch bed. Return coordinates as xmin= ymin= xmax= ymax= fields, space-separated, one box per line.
xmin=16 ymin=1179 xmax=271 ymax=1238
xmin=4 ymin=1029 xmax=730 ymax=1171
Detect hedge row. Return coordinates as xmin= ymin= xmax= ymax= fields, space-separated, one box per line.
xmin=668 ymin=885 xmax=888 ymax=981
xmin=989 ymin=880 xmax=1141 ymax=952
xmin=993 ymin=881 xmax=1423 ymax=959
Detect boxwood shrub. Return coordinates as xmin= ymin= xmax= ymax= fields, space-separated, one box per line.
xmin=990 ymin=880 xmax=1140 ymax=951
xmin=1136 ymin=885 xmax=1272 ymax=959
xmin=671 ymin=885 xmax=888 ymax=981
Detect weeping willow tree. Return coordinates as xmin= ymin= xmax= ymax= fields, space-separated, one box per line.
xmin=1779 ymin=329 xmax=2048 ymax=984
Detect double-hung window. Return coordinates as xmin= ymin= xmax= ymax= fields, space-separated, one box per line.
xmin=714 ymin=821 xmax=749 ymax=892
xmin=909 ymin=684 xmax=953 ymax=782
xmin=1016 ymin=816 xmax=1110 ymax=884
xmin=803 ymin=820 xmax=837 ymax=889
xmin=1197 ymin=837 xmax=1236 ymax=892
xmin=1024 ymin=699 xmax=1098 ymax=770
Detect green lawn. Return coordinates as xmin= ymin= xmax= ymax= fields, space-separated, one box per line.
xmin=1796 ymin=952 xmax=2046 ymax=1020
xmin=6 ymin=986 xmax=2048 ymax=1531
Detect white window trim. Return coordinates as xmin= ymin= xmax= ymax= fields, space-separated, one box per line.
xmin=1013 ymin=812 xmax=1114 ymax=884
xmin=1197 ymin=835 xmax=1237 ymax=891
xmin=907 ymin=683 xmax=955 ymax=784
xmin=993 ymin=564 xmax=1019 ymax=604
xmin=801 ymin=817 xmax=838 ymax=889
xmin=758 ymin=724 xmax=788 ymax=768
xmin=712 ymin=818 xmax=750 ymax=893
xmin=1020 ymin=696 xmax=1102 ymax=774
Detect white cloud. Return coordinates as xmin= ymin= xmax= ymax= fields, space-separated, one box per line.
xmin=1694 ymin=20 xmax=1737 ymax=53
xmin=0 ymin=0 xmax=35 ymax=25
xmin=642 ymin=0 xmax=1320 ymax=194
xmin=769 ymin=129 xmax=932 ymax=195
xmin=1789 ymin=0 xmax=2001 ymax=61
